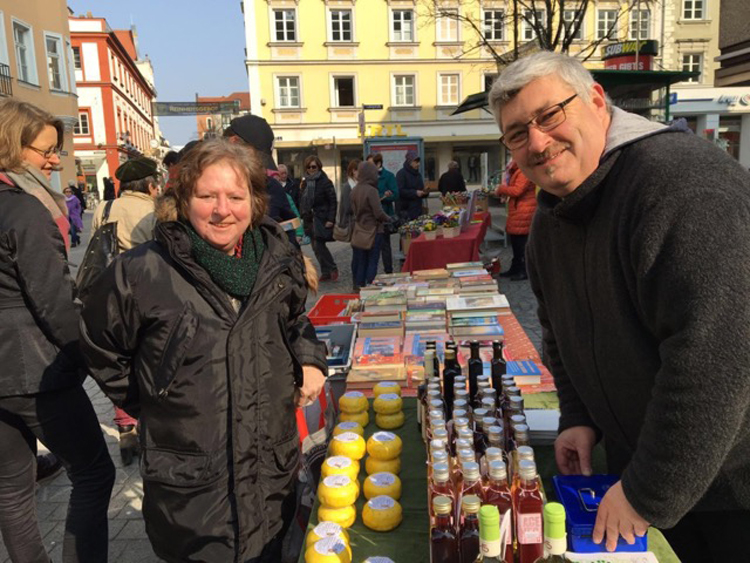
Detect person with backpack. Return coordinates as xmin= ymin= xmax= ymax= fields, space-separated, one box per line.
xmin=0 ymin=98 xmax=115 ymax=562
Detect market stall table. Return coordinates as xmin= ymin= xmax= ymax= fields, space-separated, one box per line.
xmin=401 ymin=213 xmax=492 ymax=273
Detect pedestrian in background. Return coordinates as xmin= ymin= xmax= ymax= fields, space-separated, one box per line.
xmin=64 ymin=184 xmax=83 ymax=247
xmin=371 ymin=153 xmax=399 ymax=274
xmin=495 ymin=159 xmax=536 ymax=281
xmin=103 ymin=175 xmax=116 ymax=200
xmin=278 ymin=163 xmax=301 ymax=210
xmin=351 ymin=161 xmax=391 ymax=288
xmin=397 ymin=150 xmax=427 ymax=221
xmin=80 ymin=138 xmax=327 ymax=563
xmin=339 ymin=159 xmax=358 ymax=290
xmin=300 ymin=155 xmax=338 ymax=281
xmin=437 ymin=160 xmax=467 ymax=195
xmin=0 ymin=98 xmax=114 ymax=563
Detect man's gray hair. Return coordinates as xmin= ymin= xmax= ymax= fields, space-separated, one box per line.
xmin=121 ymin=175 xmax=157 ymax=195
xmin=448 ymin=160 xmax=459 ymax=170
xmin=489 ymin=51 xmax=612 ymax=124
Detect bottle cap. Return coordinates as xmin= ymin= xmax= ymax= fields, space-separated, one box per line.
xmin=445 ymin=348 xmax=456 ymax=360
xmin=517 ymin=445 xmax=535 ymax=462
xmin=485 ymin=447 xmax=503 ymax=463
xmin=433 ymin=495 xmax=452 ymax=515
xmin=479 ymin=505 xmax=501 ymax=542
xmin=488 ymin=459 xmax=508 ymax=480
xmin=481 ymin=397 xmax=496 ymax=411
xmin=462 ymin=461 xmax=480 ymax=480
xmin=424 ymin=349 xmax=436 ymax=359
xmin=457 ymin=428 xmax=473 ymax=441
xmin=458 ymin=449 xmax=475 ymax=465
xmin=488 ymin=425 xmax=504 ymax=440
xmin=429 ymin=399 xmax=444 ymax=412
xmin=514 ymin=424 xmax=530 ymax=441
xmin=507 ymin=386 xmax=521 ymax=397
xmin=518 ymin=459 xmax=537 ymax=480
xmin=452 ymin=408 xmax=468 ymax=420
xmin=462 ymin=494 xmax=481 ymax=513
xmin=456 ymin=438 xmax=474 ymax=451
xmin=433 ymin=428 xmax=449 ymax=443
xmin=454 ymin=417 xmax=470 ymax=430
xmin=428 ymin=409 xmax=444 ymax=420
xmin=544 ymin=502 xmax=567 ymax=540
xmin=431 ymin=448 xmax=448 ymax=462
xmin=455 ymin=389 xmax=469 ymax=401
xmin=429 ymin=439 xmax=447 ymax=454
xmin=482 ymin=416 xmax=496 ymax=429
xmin=473 ymin=407 xmax=489 ymax=422
xmin=481 ymin=388 xmax=497 ymax=400
xmin=432 ymin=461 xmax=450 ymax=482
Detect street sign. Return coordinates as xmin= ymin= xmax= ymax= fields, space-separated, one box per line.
xmin=362 ymin=104 xmax=383 ymax=110
xmin=154 ymin=101 xmax=240 ymax=116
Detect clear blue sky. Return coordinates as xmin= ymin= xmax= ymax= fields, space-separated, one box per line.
xmin=69 ymin=0 xmax=248 ymax=148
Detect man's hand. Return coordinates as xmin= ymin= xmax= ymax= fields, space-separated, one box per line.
xmin=384 ymin=190 xmax=393 ymax=198
xmin=593 ymin=481 xmax=650 ymax=551
xmin=554 ymin=426 xmax=596 ymax=476
xmin=324 ymin=221 xmax=334 ymax=228
xmin=295 ymin=365 xmax=326 ymax=407
xmin=417 ymin=190 xmax=425 ymax=197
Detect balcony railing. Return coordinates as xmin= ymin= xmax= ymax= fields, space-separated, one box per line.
xmin=0 ymin=63 xmax=12 ymax=97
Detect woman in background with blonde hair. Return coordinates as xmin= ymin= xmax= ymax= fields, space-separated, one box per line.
xmin=0 ymin=99 xmax=115 ymax=562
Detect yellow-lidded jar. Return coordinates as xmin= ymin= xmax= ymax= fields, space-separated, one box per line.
xmin=366 ymin=431 xmax=403 ymax=461
xmin=375 ymin=411 xmax=404 ymax=429
xmin=339 ymin=410 xmax=369 ymax=428
xmin=363 ymin=472 xmax=402 ymax=501
xmin=362 ymin=495 xmax=403 ymax=532
xmin=333 ymin=421 xmax=364 ymax=437
xmin=373 ymin=393 xmax=403 ymax=415
xmin=329 ymin=432 xmax=366 ymax=460
xmin=305 ymin=522 xmax=350 ymax=549
xmin=304 ymin=536 xmax=352 ymax=563
xmin=317 ymin=504 xmax=357 ymax=528
xmin=321 ymin=456 xmax=360 ymax=482
xmin=365 ymin=456 xmax=401 ymax=475
xmin=339 ymin=391 xmax=368 ymax=414
xmin=318 ymin=475 xmax=359 ymax=508
xmin=373 ymin=382 xmax=402 ymax=398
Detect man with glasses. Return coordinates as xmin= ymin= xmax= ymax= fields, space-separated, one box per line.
xmin=490 ymin=51 xmax=750 ymax=562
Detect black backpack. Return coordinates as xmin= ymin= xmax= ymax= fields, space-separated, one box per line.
xmin=76 ymin=200 xmax=118 ymax=302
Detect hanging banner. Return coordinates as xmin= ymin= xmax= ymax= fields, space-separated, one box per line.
xmin=154 ymin=101 xmax=239 ymax=116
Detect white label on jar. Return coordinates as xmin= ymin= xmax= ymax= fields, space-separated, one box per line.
xmin=379 ymin=393 xmax=399 ymax=401
xmin=315 ymin=536 xmax=347 ymax=555
xmin=544 ymin=536 xmax=567 ymax=556
xmin=338 ymin=421 xmax=359 ymax=430
xmin=370 ymin=473 xmax=396 ymax=487
xmin=326 ymin=456 xmax=352 ymax=469
xmin=368 ymin=495 xmax=395 ymax=510
xmin=517 ymin=513 xmax=543 ymax=544
xmin=344 ymin=391 xmax=364 ymax=398
xmin=313 ymin=521 xmax=343 ymax=538
xmin=323 ymin=475 xmax=351 ymax=488
xmin=336 ymin=432 xmax=359 ymax=442
xmin=372 ymin=431 xmax=396 ymax=442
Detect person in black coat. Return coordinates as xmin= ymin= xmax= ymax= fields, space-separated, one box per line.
xmin=300 ymin=155 xmax=338 ymax=281
xmin=437 ymin=160 xmax=467 ymax=195
xmin=278 ymin=163 xmax=301 ymax=209
xmin=396 ymin=150 xmax=427 ymax=220
xmin=103 ymin=176 xmax=116 ymax=200
xmin=80 ymin=138 xmax=327 ymax=563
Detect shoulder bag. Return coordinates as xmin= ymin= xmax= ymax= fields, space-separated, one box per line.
xmin=76 ymin=200 xmax=118 ymax=302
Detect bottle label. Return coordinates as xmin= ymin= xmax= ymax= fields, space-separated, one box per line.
xmin=480 ymin=538 xmax=502 ymax=557
xmin=326 ymin=456 xmax=352 ymax=469
xmin=370 ymin=473 xmax=395 ymax=487
xmin=336 ymin=432 xmax=359 ymax=442
xmin=344 ymin=391 xmax=364 ymax=398
xmin=544 ymin=536 xmax=567 ymax=556
xmin=368 ymin=496 xmax=395 ymax=510
xmin=314 ymin=536 xmax=347 ymax=555
xmin=517 ymin=513 xmax=543 ymax=544
xmin=372 ymin=431 xmax=396 ymax=442
xmin=313 ymin=521 xmax=342 ymax=538
xmin=323 ymin=475 xmax=350 ymax=488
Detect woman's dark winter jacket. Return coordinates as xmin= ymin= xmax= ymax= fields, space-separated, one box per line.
xmin=396 ymin=163 xmax=426 ymax=220
xmin=300 ymin=170 xmax=337 ymax=239
xmin=79 ymin=216 xmax=327 ymax=563
xmin=526 ymin=108 xmax=750 ymax=528
xmin=351 ymin=163 xmax=391 ymax=236
xmin=0 ymin=178 xmax=82 ymax=397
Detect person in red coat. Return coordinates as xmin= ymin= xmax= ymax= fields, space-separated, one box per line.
xmin=496 ymin=159 xmax=537 ymax=280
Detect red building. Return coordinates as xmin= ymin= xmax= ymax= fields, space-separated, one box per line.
xmin=69 ymin=14 xmax=157 ymax=196
xmin=196 ymin=92 xmax=250 ymax=139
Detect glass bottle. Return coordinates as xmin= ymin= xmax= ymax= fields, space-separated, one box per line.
xmin=474 ymin=505 xmax=503 ymax=562
xmin=483 ymin=460 xmax=514 ymax=563
xmin=487 ymin=425 xmax=505 ymax=452
xmin=538 ymin=502 xmax=571 ymax=562
xmin=430 ymin=449 xmax=450 ymax=479
xmin=490 ymin=340 xmax=506 ymax=393
xmin=513 ymin=461 xmax=544 ymax=563
xmin=446 ymin=341 xmax=462 ymax=374
xmin=455 ymin=388 xmax=470 ymax=405
xmin=480 ymin=388 xmax=497 ymax=408
xmin=419 ymin=349 xmax=437 ymax=435
xmin=459 ymin=495 xmax=481 ymax=563
xmin=511 ymin=446 xmax=536 ymax=493
xmin=456 ymin=460 xmax=483 ymax=524
xmin=481 ymin=447 xmax=505 ymax=481
xmin=430 ymin=463 xmax=456 ymax=518
xmin=472 ymin=408 xmax=489 ymax=452
xmin=431 ymin=496 xmax=459 ymax=563
xmin=468 ymin=340 xmax=483 ymax=407
xmin=443 ymin=348 xmax=461 ymax=419
xmin=453 ymin=407 xmax=469 ymax=421
xmin=480 ymin=397 xmax=496 ymax=419
xmin=426 ymin=340 xmax=441 ymax=380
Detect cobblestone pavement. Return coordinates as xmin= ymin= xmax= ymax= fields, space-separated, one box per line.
xmin=1 ymin=198 xmax=541 ymax=562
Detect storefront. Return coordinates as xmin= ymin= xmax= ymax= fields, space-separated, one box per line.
xmin=670 ymin=87 xmax=750 ymax=167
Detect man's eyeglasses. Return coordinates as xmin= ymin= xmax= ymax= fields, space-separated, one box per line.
xmin=499 ymin=94 xmax=578 ymax=151
xmin=26 ymin=145 xmax=61 ymax=159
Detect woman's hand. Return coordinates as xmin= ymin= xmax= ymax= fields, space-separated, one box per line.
xmin=295 ymin=365 xmax=327 ymax=407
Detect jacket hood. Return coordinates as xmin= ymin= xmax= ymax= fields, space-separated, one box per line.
xmin=602 ymin=107 xmax=675 ymax=159
xmin=404 ymin=150 xmax=419 ymax=167
xmin=357 ymin=161 xmax=379 ymax=188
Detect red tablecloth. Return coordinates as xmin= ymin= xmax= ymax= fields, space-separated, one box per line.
xmin=401 ymin=212 xmax=491 ymax=273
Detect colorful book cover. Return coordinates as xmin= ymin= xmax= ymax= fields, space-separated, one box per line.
xmin=446 ymin=261 xmax=484 ymax=270
xmin=451 ymin=324 xmax=504 ymax=337
xmin=459 ymin=275 xmax=494 ymax=284
xmin=447 ymin=294 xmax=510 ymax=312
xmin=451 ymin=269 xmax=489 ymax=278
xmin=416 ymin=287 xmax=456 ymax=296
xmin=506 ymin=360 xmax=542 ymax=384
xmin=413 ymin=268 xmax=450 ymax=279
xmin=353 ymin=336 xmax=403 ymax=366
xmin=403 ymin=331 xmax=450 ymax=365
xmin=450 ymin=316 xmax=499 ymax=327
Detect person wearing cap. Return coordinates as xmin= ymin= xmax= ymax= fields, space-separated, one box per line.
xmin=396 ymin=150 xmax=427 ymax=221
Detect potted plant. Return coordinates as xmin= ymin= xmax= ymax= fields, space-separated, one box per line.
xmin=421 ymin=218 xmax=438 ymax=240
xmin=443 ymin=214 xmax=461 ymax=238
xmin=399 ymin=221 xmax=421 ymax=255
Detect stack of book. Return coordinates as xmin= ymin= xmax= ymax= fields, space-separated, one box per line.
xmin=446 ymin=261 xmax=485 ymax=274
xmin=412 ymin=268 xmax=450 ymax=281
xmin=446 ymin=294 xmax=510 ymax=339
xmin=362 ymin=291 xmax=407 ymax=314
xmin=403 ymin=330 xmax=451 ymax=381
xmin=506 ymin=360 xmax=542 ymax=386
xmin=349 ymin=336 xmax=405 ymax=383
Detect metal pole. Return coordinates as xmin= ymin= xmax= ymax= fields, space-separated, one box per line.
xmin=665 ymin=83 xmax=671 ymax=122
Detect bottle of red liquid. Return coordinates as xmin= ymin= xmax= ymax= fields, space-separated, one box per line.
xmin=456 ymin=461 xmax=483 ymax=524
xmin=430 ymin=462 xmax=456 ymax=519
xmin=459 ymin=494 xmax=481 ymax=563
xmin=483 ymin=460 xmax=514 ymax=563
xmin=513 ymin=460 xmax=544 ymax=563
xmin=431 ymin=496 xmax=460 ymax=563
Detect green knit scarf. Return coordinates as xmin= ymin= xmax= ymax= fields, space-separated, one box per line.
xmin=186 ymin=224 xmax=265 ymax=299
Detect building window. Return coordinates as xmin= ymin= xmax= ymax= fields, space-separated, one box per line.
xmin=74 ymin=111 xmax=90 ymax=135
xmin=333 ymin=76 xmax=355 ymax=107
xmin=597 ymin=9 xmax=619 ymax=40
xmin=330 ymin=9 xmax=352 ymax=42
xmin=483 ymin=10 xmax=504 ymax=41
xmin=563 ymin=10 xmax=584 ymax=40
xmin=72 ymin=46 xmax=81 ymax=69
xmin=629 ymin=10 xmax=650 ymax=40
xmin=393 ymin=74 xmax=415 ymax=106
xmin=45 ymin=35 xmax=66 ymax=91
xmin=522 ymin=10 xmax=545 ymax=41
xmin=439 ymin=74 xmax=459 ymax=106
xmin=12 ymin=20 xmax=36 ymax=84
xmin=273 ymin=9 xmax=296 ymax=42
xmin=276 ymin=76 xmax=300 ymax=108
xmin=484 ymin=73 xmax=498 ymax=92
xmin=683 ymin=0 xmax=704 ymax=20
xmin=682 ymin=53 xmax=702 ymax=83
xmin=392 ymin=10 xmax=414 ymax=42
xmin=437 ymin=9 xmax=458 ymax=42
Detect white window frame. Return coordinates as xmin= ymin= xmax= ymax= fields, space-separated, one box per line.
xmin=436 ymin=9 xmax=459 ymax=42
xmin=392 ymin=74 xmax=416 ymax=107
xmin=65 ymin=39 xmax=76 ymax=95
xmin=44 ymin=32 xmax=67 ymax=92
xmin=390 ymin=9 xmax=415 ymax=42
xmin=563 ymin=10 xmax=584 ymax=41
xmin=483 ymin=9 xmax=505 ymax=41
xmin=331 ymin=74 xmax=357 ymax=108
xmin=271 ymin=8 xmax=297 ymax=42
xmin=683 ymin=0 xmax=705 ymax=20
xmin=12 ymin=18 xmax=38 ymax=85
xmin=629 ymin=9 xmax=650 ymax=40
xmin=438 ymin=73 xmax=460 ymax=106
xmin=597 ymin=9 xmax=619 ymax=41
xmin=74 ymin=111 xmax=90 ymax=135
xmin=328 ymin=9 xmax=353 ymax=42
xmin=275 ymin=75 xmax=301 ymax=109
xmin=522 ymin=10 xmax=546 ymax=41
xmin=0 ymin=12 xmax=10 ymax=67
xmin=682 ymin=53 xmax=702 ymax=83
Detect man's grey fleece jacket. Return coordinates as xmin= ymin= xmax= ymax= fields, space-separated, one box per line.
xmin=526 ymin=107 xmax=750 ymax=528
